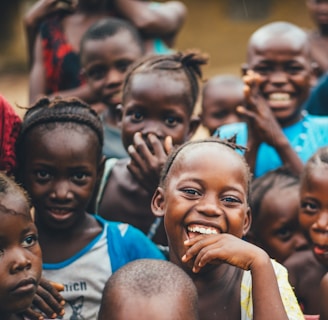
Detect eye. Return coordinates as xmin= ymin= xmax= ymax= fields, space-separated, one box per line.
xmin=222 ymin=196 xmax=241 ymax=203
xmin=253 ymin=65 xmax=272 ymax=75
xmin=213 ymin=110 xmax=229 ymax=119
xmin=86 ymin=66 xmax=106 ymax=80
xmin=164 ymin=116 xmax=180 ymax=127
xmin=0 ymin=249 xmax=4 ymax=258
xmin=286 ymin=65 xmax=304 ymax=75
xmin=22 ymin=234 xmax=38 ymax=248
xmin=116 ymin=60 xmax=132 ymax=73
xmin=131 ymin=111 xmax=144 ymax=122
xmin=300 ymin=201 xmax=318 ymax=215
xmin=35 ymin=170 xmax=51 ymax=182
xmin=275 ymin=227 xmax=292 ymax=241
xmin=181 ymin=188 xmax=201 ymax=197
xmin=72 ymin=172 xmax=88 ymax=184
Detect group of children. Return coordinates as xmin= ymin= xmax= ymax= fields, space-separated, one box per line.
xmin=1 ymin=0 xmax=328 ymax=319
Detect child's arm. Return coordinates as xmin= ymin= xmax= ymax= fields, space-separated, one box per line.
xmin=127 ymin=132 xmax=173 ymax=193
xmin=24 ymin=0 xmax=76 ymax=68
xmin=236 ymin=72 xmax=303 ymax=176
xmin=320 ymin=273 xmax=328 ymax=320
xmin=22 ymin=277 xmax=65 ymax=319
xmin=183 ymin=234 xmax=290 ymax=320
xmin=113 ymin=0 xmax=186 ymax=47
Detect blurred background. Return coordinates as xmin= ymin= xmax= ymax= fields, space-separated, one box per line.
xmin=0 ymin=0 xmax=313 ymax=112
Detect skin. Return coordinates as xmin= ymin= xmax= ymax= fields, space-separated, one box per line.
xmin=0 ymin=193 xmax=42 ymax=320
xmin=81 ymin=31 xmax=144 ymax=126
xmin=251 ymin=186 xmax=308 ymax=263
xmin=152 ymin=143 xmax=289 ymax=320
xmin=22 ymin=125 xmax=103 ymax=263
xmin=320 ymin=272 xmax=328 ymax=320
xmin=201 ymin=77 xmax=244 ymax=135
xmin=239 ymin=23 xmax=315 ymax=176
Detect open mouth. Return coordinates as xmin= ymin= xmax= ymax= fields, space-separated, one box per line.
xmin=47 ymin=208 xmax=74 ymax=221
xmin=313 ymin=245 xmax=328 ymax=257
xmin=187 ymin=224 xmax=220 ymax=239
xmin=267 ymin=92 xmax=293 ymax=108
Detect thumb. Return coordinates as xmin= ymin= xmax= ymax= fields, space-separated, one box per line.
xmin=236 ymin=105 xmax=255 ymax=119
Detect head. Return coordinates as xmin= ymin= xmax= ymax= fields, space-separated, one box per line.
xmin=247 ymin=167 xmax=308 ymax=263
xmin=244 ymin=21 xmax=314 ymax=127
xmin=0 ymin=173 xmax=42 ymax=317
xmin=80 ymin=17 xmax=144 ymax=110
xmin=201 ymin=74 xmax=245 ymax=135
xmin=151 ymin=138 xmax=251 ymax=273
xmin=16 ymin=97 xmax=104 ymax=232
xmin=307 ymin=0 xmax=328 ymax=32
xmin=299 ymin=147 xmax=328 ymax=267
xmin=98 ymin=259 xmax=199 ymax=320
xmin=119 ymin=51 xmax=207 ymax=150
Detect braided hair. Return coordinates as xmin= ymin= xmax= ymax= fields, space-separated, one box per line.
xmin=123 ymin=50 xmax=208 ymax=115
xmin=16 ymin=97 xmax=104 ymax=176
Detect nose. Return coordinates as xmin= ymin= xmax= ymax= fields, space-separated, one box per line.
xmin=269 ymin=70 xmax=288 ymax=85
xmin=50 ymin=180 xmax=73 ymax=201
xmin=10 ymin=247 xmax=32 ymax=274
xmin=140 ymin=121 xmax=165 ymax=140
xmin=314 ymin=211 xmax=328 ymax=232
xmin=197 ymin=194 xmax=221 ymax=217
xmin=105 ymin=68 xmax=123 ymax=87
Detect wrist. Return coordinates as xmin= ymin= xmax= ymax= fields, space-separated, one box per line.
xmin=249 ymin=248 xmax=271 ymax=272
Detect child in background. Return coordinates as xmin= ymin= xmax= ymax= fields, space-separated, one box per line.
xmin=0 ymin=94 xmax=21 ymax=176
xmin=247 ymin=167 xmax=308 ymax=264
xmin=80 ymin=17 xmax=144 ymax=159
xmin=15 ymin=97 xmax=165 ymax=320
xmin=0 ymin=172 xmax=42 ymax=319
xmin=151 ymin=137 xmax=304 ymax=320
xmin=285 ymin=147 xmax=328 ymax=318
xmin=201 ymin=74 xmax=244 ymax=136
xmin=96 ymin=51 xmax=205 ymax=247
xmin=98 ymin=259 xmax=199 ymax=320
xmin=219 ymin=21 xmax=328 ymax=179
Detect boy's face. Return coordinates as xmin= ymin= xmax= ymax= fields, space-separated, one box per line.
xmin=81 ymin=31 xmax=143 ymax=109
xmin=120 ymin=73 xmax=197 ymax=150
xmin=247 ymin=34 xmax=313 ymax=126
xmin=299 ymin=166 xmax=328 ymax=267
xmin=23 ymin=126 xmax=102 ymax=231
xmin=253 ymin=186 xmax=308 ymax=263
xmin=0 ymin=194 xmax=42 ymax=315
xmin=152 ymin=144 xmax=250 ymax=271
xmin=307 ymin=0 xmax=328 ymax=26
xmin=201 ymin=83 xmax=244 ymax=135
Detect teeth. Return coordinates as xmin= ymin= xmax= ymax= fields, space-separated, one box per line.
xmin=187 ymin=226 xmax=219 ymax=235
xmin=269 ymin=93 xmax=290 ymax=101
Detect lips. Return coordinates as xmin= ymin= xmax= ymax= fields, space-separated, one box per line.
xmin=46 ymin=207 xmax=74 ymax=222
xmin=10 ymin=278 xmax=37 ymax=295
xmin=267 ymin=92 xmax=293 ymax=108
xmin=313 ymin=245 xmax=328 ymax=257
xmin=187 ymin=224 xmax=220 ymax=239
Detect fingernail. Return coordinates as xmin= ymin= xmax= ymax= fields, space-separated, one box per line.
xmin=51 ymin=314 xmax=57 ymax=319
xmin=60 ymin=300 xmax=66 ymax=306
xmin=128 ymin=145 xmax=134 ymax=153
xmin=181 ymin=254 xmax=187 ymax=261
xmin=59 ymin=308 xmax=65 ymax=315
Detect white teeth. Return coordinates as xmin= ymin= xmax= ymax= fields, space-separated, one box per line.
xmin=187 ymin=226 xmax=218 ymax=235
xmin=269 ymin=93 xmax=290 ymax=101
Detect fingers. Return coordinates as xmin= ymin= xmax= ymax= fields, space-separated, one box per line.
xmin=22 ymin=308 xmax=45 ymax=320
xmin=164 ymin=136 xmax=173 ymax=154
xmin=49 ymin=281 xmax=64 ymax=292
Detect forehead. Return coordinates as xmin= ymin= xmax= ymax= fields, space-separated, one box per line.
xmin=81 ymin=31 xmax=142 ymax=65
xmin=301 ymin=165 xmax=328 ymax=192
xmin=0 ymin=192 xmax=30 ymax=218
xmin=203 ymin=82 xmax=244 ymax=102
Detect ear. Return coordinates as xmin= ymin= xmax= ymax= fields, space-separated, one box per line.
xmin=151 ymin=187 xmax=166 ymax=217
xmin=242 ymin=206 xmax=252 ymax=236
xmin=186 ymin=115 xmax=201 ymax=140
xmin=116 ymin=104 xmax=123 ymax=128
xmin=310 ymin=62 xmax=320 ymax=88
xmin=241 ymin=63 xmax=249 ymax=76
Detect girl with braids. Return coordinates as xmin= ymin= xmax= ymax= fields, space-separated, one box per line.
xmin=285 ymin=147 xmax=328 ymax=319
xmin=151 ymin=137 xmax=303 ymax=320
xmin=0 ymin=172 xmax=42 ymax=320
xmin=15 ymin=97 xmax=164 ymax=320
xmin=95 ymin=50 xmax=206 ymax=248
xmin=246 ymin=167 xmax=308 ymax=264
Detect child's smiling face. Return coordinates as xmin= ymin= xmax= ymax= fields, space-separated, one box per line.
xmin=152 ymin=142 xmax=251 ymax=271
xmin=0 ymin=193 xmax=42 ymax=315
xmin=299 ymin=165 xmax=328 ymax=267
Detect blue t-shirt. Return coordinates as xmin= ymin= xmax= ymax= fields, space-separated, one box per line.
xmin=218 ymin=114 xmax=328 ymax=178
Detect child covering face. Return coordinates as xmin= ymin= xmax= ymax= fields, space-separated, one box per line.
xmin=219 ymin=21 xmax=328 ymax=178
xmin=151 ymin=137 xmax=304 ymax=320
xmin=0 ymin=172 xmax=42 ymax=320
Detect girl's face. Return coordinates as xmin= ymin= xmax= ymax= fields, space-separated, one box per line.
xmin=82 ymin=31 xmax=143 ymax=109
xmin=307 ymin=0 xmax=328 ymax=26
xmin=247 ymin=33 xmax=313 ymax=127
xmin=299 ymin=166 xmax=328 ymax=266
xmin=253 ymin=186 xmax=308 ymax=263
xmin=152 ymin=144 xmax=251 ymax=270
xmin=121 ymin=73 xmax=197 ymax=150
xmin=22 ymin=125 xmax=102 ymax=231
xmin=0 ymin=193 xmax=42 ymax=315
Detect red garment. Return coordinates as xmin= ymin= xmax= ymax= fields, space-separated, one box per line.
xmin=0 ymin=95 xmax=21 ymax=175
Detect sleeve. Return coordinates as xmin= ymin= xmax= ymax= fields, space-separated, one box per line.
xmin=272 ymin=260 xmax=305 ymax=320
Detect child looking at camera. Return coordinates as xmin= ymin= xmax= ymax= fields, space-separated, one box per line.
xmin=15 ymin=97 xmax=164 ymax=320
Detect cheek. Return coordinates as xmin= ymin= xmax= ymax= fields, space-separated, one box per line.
xmin=299 ymin=214 xmax=316 ymax=232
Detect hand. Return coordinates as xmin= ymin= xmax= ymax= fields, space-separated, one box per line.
xmin=127 ymin=132 xmax=173 ymax=193
xmin=22 ymin=278 xmax=65 ymax=320
xmin=236 ymin=70 xmax=285 ymax=148
xmin=182 ymin=233 xmax=268 ymax=273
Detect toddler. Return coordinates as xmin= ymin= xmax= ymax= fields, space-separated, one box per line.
xmin=151 ymin=137 xmax=304 ymax=319
xmin=219 ymin=21 xmax=328 ymax=178
xmin=15 ymin=97 xmax=164 ymax=320
xmin=98 ymin=259 xmax=199 ymax=320
xmin=96 ymin=51 xmax=206 ymax=246
xmin=247 ymin=167 xmax=308 ymax=263
xmin=0 ymin=172 xmax=42 ymax=319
